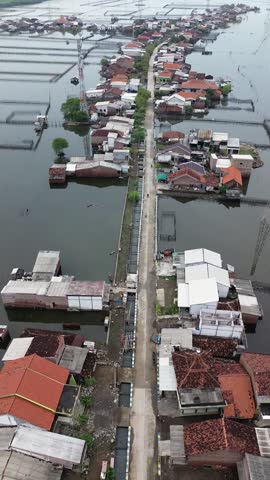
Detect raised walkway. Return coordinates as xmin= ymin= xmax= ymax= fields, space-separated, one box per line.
xmin=129 ymin=48 xmax=158 ymax=480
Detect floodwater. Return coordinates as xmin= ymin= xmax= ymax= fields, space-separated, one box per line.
xmin=155 ymin=5 xmax=270 ymax=352
xmin=0 ymin=29 xmax=127 ymax=346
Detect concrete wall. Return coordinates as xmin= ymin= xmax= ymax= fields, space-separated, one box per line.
xmin=187 ymin=449 xmax=243 ymax=466
xmin=75 ymin=166 xmax=120 ymax=178
xmin=190 ymin=301 xmax=218 ymax=318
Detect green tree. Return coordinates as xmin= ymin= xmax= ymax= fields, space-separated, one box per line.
xmin=128 ymin=191 xmax=140 ymax=202
xmin=61 ymin=97 xmax=81 ymax=120
xmin=221 ymin=84 xmax=232 ymax=96
xmin=132 ymin=127 xmax=146 ymax=144
xmin=52 ymin=137 xmax=69 ymax=156
xmin=106 ymin=466 xmax=115 ymax=480
xmin=101 ymin=57 xmax=110 ymax=66
xmin=72 ymin=110 xmax=89 ymax=123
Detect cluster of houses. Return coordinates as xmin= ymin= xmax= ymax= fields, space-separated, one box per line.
xmin=0 ymin=327 xmax=98 ymax=479
xmin=156 ymin=248 xmax=270 ymax=478
xmin=0 ymin=15 xmax=84 ymax=35
xmin=1 ymin=250 xmax=110 ymax=311
xmin=156 ymin=128 xmax=256 ymax=195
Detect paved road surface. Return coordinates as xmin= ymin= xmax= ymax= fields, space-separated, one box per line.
xmin=129 ymin=47 xmax=158 ymax=480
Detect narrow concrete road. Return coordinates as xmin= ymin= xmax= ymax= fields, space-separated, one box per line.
xmin=129 ymin=48 xmax=158 ymax=480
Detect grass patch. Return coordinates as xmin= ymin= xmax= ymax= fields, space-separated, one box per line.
xmin=115 ymin=173 xmax=138 ymax=284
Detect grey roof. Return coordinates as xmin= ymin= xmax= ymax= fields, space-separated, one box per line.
xmin=46 ymin=281 xmax=71 ymax=297
xmin=170 ymin=425 xmax=185 ymax=464
xmin=10 ymin=426 xmax=85 ymax=466
xmin=59 ymin=345 xmax=88 ymax=374
xmin=243 ymin=453 xmax=270 ymax=480
xmin=0 ymin=427 xmax=16 ymax=451
xmin=178 ymin=161 xmax=205 ymax=175
xmin=179 ymin=387 xmax=225 ymax=407
xmin=233 ymin=279 xmax=255 ymax=296
xmin=67 ymin=281 xmax=104 ymax=297
xmin=32 ymin=251 xmax=60 ymax=281
xmin=1 ymin=451 xmax=63 ymax=480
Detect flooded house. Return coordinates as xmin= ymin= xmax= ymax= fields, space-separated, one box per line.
xmin=1 ymin=251 xmax=110 ymax=311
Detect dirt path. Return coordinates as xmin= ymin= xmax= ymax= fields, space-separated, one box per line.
xmin=129 ymin=47 xmax=159 ymax=480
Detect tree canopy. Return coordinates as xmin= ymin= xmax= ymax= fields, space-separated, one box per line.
xmin=61 ymin=97 xmax=89 ymax=122
xmin=52 ymin=137 xmax=69 ymax=155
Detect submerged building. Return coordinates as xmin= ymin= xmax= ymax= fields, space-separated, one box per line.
xmin=1 ymin=250 xmax=110 ymax=311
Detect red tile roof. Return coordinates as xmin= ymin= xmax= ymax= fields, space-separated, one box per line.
xmin=180 ymin=79 xmax=219 ymax=91
xmin=193 ymin=335 xmax=239 ymax=359
xmin=219 ymin=373 xmax=256 ymax=419
xmin=222 ymin=166 xmax=242 ymax=186
xmin=162 ymin=131 xmax=185 ymax=139
xmin=241 ymin=353 xmax=270 ymax=396
xmin=159 ymin=70 xmax=173 ymax=78
xmin=177 ymin=91 xmax=201 ymax=100
xmin=168 ymin=168 xmax=205 ymax=184
xmin=0 ymin=354 xmax=69 ymax=429
xmin=111 ymin=74 xmax=129 ymax=83
xmin=184 ymin=418 xmax=260 ymax=458
xmin=163 ymin=62 xmax=181 ymax=70
xmin=173 ymin=350 xmax=255 ymax=418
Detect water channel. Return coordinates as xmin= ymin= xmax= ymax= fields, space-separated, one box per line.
xmin=0 ymin=0 xmax=270 ymax=353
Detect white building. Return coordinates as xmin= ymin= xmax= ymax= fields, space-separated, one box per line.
xmin=195 ymin=308 xmax=245 ymax=340
xmin=185 ymin=263 xmax=230 ymax=298
xmin=173 ymin=248 xmax=223 ymax=269
xmin=178 ymin=278 xmax=219 ymax=317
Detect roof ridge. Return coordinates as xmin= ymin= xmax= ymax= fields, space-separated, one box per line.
xmin=222 ymin=418 xmax=228 ymax=449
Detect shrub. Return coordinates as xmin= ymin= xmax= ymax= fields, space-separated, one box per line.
xmin=128 ymin=191 xmax=140 ymax=202
xmin=81 ymin=395 xmax=92 ymax=408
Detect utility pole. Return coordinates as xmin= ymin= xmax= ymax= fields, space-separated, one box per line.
xmin=77 ymin=37 xmax=92 ymax=159
xmin=250 ymin=204 xmax=270 ymax=276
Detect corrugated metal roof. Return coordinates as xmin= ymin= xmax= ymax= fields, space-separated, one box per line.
xmin=11 ymin=426 xmax=85 ymax=465
xmin=32 ymin=251 xmax=60 ymax=275
xmin=170 ymin=425 xmax=185 ymax=462
xmin=67 ymin=281 xmax=104 ymax=297
xmin=238 ymin=295 xmax=260 ymax=317
xmin=244 ymin=453 xmax=270 ymax=480
xmin=2 ymin=451 xmax=63 ymax=480
xmin=46 ymin=281 xmax=71 ymax=297
xmin=0 ymin=427 xmax=16 ymax=451
xmin=2 ymin=338 xmax=34 ymax=362
xmin=233 ymin=279 xmax=255 ymax=296
xmin=59 ymin=346 xmax=88 ymax=374
xmin=1 ymin=280 xmax=49 ymax=296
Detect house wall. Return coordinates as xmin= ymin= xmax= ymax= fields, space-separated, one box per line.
xmin=217 ymin=283 xmax=229 ymax=298
xmin=180 ymin=406 xmax=223 ymax=416
xmin=167 ymin=96 xmax=184 ymax=107
xmin=75 ymin=166 xmax=120 ymax=178
xmin=231 ymin=158 xmax=253 ymax=176
xmin=187 ymin=449 xmax=243 ymax=466
xmin=190 ymin=301 xmax=218 ymax=318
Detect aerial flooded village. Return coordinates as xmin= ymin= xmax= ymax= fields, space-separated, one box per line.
xmin=0 ymin=1 xmax=270 ymax=480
